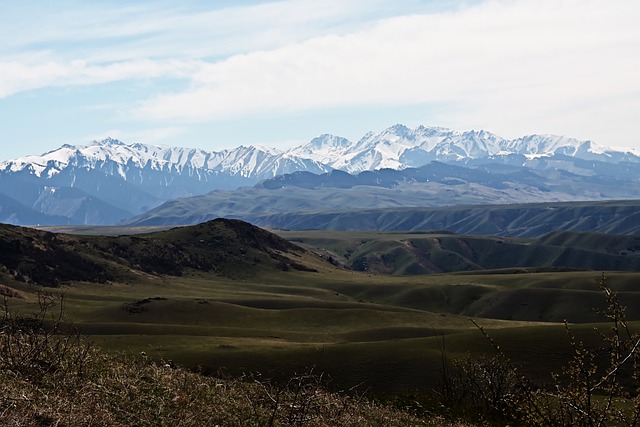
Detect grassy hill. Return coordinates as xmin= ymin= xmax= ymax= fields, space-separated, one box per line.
xmin=122 ymin=159 xmax=640 ymax=231
xmin=252 ymin=199 xmax=640 ymax=237
xmin=279 ymin=229 xmax=640 ymax=275
xmin=3 ymin=220 xmax=640 ymax=425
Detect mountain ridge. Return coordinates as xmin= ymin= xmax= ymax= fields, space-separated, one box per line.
xmin=2 ymin=124 xmax=640 ymax=225
xmin=5 ymin=124 xmax=638 ymax=180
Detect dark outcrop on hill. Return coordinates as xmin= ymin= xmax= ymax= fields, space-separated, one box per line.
xmin=0 ymin=219 xmax=314 ymax=287
xmin=0 ymin=224 xmax=112 ymax=286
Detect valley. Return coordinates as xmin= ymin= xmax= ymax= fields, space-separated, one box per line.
xmin=3 ymin=220 xmax=640 ymax=395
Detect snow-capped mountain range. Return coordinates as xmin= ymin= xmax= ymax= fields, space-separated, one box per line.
xmin=1 ymin=124 xmax=639 ymax=225
xmin=3 ymin=137 xmax=330 ymax=182
xmin=299 ymin=124 xmax=639 ymax=172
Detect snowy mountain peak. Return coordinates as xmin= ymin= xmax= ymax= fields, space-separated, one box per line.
xmin=386 ymin=123 xmax=412 ymax=137
xmin=500 ymin=134 xmax=584 ymax=157
xmin=3 ymin=123 xmax=640 ymax=226
xmin=93 ymin=137 xmax=126 ymax=147
xmin=314 ymin=124 xmax=508 ymax=172
xmin=307 ymin=134 xmax=351 ymax=149
xmin=280 ymin=124 xmax=637 ymax=173
xmin=310 ymin=135 xmax=349 ymax=151
xmin=286 ymin=134 xmax=351 ymax=165
xmin=2 ymin=124 xmax=638 ymax=184
xmin=416 ymin=124 xmax=456 ymax=134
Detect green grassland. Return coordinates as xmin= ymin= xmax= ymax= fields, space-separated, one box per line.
xmin=3 ymin=221 xmax=640 ymax=395
xmin=7 ymin=266 xmax=640 ymax=393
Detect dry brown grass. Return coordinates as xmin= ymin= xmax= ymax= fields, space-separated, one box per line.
xmin=1 ymin=350 xmax=458 ymax=426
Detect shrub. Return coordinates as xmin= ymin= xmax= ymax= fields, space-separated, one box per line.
xmin=437 ymin=273 xmax=640 ymax=426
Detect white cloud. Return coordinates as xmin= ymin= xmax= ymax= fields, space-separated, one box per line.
xmin=0 ymin=59 xmax=202 ymax=98
xmin=131 ymin=0 xmax=640 ymax=147
xmin=1 ymin=0 xmax=409 ymax=62
xmin=0 ymin=0 xmax=412 ymax=97
xmin=1 ymin=0 xmax=639 ymax=149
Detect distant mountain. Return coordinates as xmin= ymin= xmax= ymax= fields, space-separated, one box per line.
xmin=0 ymin=138 xmax=330 ymax=225
xmin=247 ymin=200 xmax=640 ymax=238
xmin=289 ymin=125 xmax=507 ymax=172
xmin=288 ymin=124 xmax=640 ymax=173
xmin=2 ymin=124 xmax=640 ymax=225
xmin=0 ymin=192 xmax=69 ymax=225
xmin=125 ymin=159 xmax=640 ymax=229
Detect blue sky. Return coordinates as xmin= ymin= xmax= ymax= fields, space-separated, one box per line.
xmin=1 ymin=0 xmax=639 ymax=161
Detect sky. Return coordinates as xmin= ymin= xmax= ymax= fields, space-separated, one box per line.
xmin=1 ymin=0 xmax=639 ymax=161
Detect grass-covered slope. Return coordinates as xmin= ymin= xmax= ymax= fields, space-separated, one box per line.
xmin=255 ymin=199 xmax=640 ymax=237
xmin=280 ymin=229 xmax=640 ymax=275
xmin=18 ymin=221 xmax=640 ymax=279
xmin=123 ymin=158 xmax=640 ymax=231
xmin=0 ymin=223 xmax=113 ymax=286
xmin=0 ymin=300 xmax=438 ymax=427
xmin=5 ymin=221 xmax=640 ymax=398
xmin=125 ymin=198 xmax=640 ymax=237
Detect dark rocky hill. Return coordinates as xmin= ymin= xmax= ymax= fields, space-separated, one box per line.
xmin=0 ymin=219 xmax=315 ymax=287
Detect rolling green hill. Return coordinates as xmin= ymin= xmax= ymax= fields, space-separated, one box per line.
xmin=279 ymin=229 xmax=640 ymax=275
xmin=254 ymin=199 xmax=640 ymax=237
xmin=3 ymin=221 xmax=640 ymax=397
xmin=125 ymin=198 xmax=640 ymax=237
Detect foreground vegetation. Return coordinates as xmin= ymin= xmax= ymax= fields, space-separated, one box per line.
xmin=0 ymin=295 xmax=450 ymax=426
xmin=3 ymin=275 xmax=640 ymax=426
xmin=423 ymin=274 xmax=640 ymax=426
